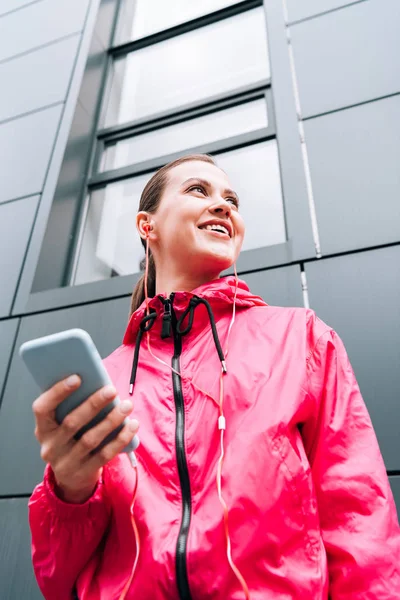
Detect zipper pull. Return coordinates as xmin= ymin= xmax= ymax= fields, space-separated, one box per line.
xmin=161 ymin=299 xmax=172 ymax=339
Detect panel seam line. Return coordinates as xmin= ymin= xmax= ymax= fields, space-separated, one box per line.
xmin=288 ymin=0 xmax=368 ymax=26
xmin=0 ymin=101 xmax=64 ymax=128
xmin=0 ymin=30 xmax=80 ymax=67
xmin=0 ymin=0 xmax=43 ymax=19
xmin=281 ymin=0 xmax=321 ymax=258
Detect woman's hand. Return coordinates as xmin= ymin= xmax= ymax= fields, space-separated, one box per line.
xmin=32 ymin=375 xmax=139 ymax=504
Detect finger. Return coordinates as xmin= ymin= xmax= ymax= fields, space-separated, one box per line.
xmin=62 ymin=419 xmax=139 ymax=483
xmin=52 ymin=419 xmax=138 ymax=493
xmin=33 ymin=375 xmax=81 ymax=434
xmin=83 ymin=419 xmax=139 ymax=472
xmin=48 ymin=385 xmax=121 ymax=463
xmin=55 ymin=385 xmax=122 ymax=444
xmin=39 ymin=386 xmax=128 ymax=466
xmin=64 ymin=399 xmax=135 ymax=461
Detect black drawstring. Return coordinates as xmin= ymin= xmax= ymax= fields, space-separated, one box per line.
xmin=129 ymin=311 xmax=157 ymax=394
xmin=129 ymin=297 xmax=227 ymax=395
xmin=177 ymin=296 xmax=227 ymax=373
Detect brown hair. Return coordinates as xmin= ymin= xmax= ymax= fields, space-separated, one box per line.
xmin=129 ymin=154 xmax=217 ymax=317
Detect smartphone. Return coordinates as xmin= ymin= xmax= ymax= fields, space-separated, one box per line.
xmin=19 ymin=328 xmax=139 ymax=457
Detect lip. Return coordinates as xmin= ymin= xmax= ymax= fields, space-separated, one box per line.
xmin=197 ymin=219 xmax=233 ymax=238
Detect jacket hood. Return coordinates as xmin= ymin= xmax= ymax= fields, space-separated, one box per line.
xmin=122 ymin=276 xmax=267 ymax=345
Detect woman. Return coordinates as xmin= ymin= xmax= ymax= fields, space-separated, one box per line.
xmin=29 ymin=154 xmax=400 ymax=599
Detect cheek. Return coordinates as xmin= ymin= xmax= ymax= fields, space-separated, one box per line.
xmin=157 ymin=214 xmax=197 ymax=253
xmin=234 ymin=215 xmax=245 ymax=245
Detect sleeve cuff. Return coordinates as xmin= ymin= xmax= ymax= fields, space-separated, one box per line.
xmin=43 ymin=463 xmax=107 ymax=520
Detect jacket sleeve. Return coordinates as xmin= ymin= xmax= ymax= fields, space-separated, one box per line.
xmin=28 ymin=463 xmax=111 ymax=600
xmin=302 ymin=326 xmax=400 ymax=599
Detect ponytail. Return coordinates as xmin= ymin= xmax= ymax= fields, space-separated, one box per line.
xmin=129 ymin=252 xmax=156 ymax=317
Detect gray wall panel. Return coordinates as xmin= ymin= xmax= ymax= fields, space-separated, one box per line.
xmin=0 ymin=197 xmax=39 ymax=317
xmin=242 ymin=265 xmax=304 ymax=307
xmin=287 ymin=0 xmax=364 ymax=23
xmin=0 ymin=319 xmax=19 ymax=402
xmin=305 ymin=247 xmax=400 ymax=471
xmin=32 ymin=102 xmax=93 ymax=292
xmin=0 ymin=0 xmax=36 ymax=18
xmin=0 ymin=35 xmax=80 ymax=124
xmin=0 ymin=499 xmax=42 ymax=600
xmin=0 ymin=296 xmax=130 ymax=495
xmin=390 ymin=476 xmax=400 ymax=519
xmin=0 ymin=105 xmax=63 ymax=204
xmin=0 ymin=0 xmax=90 ymax=62
xmin=291 ymin=0 xmax=400 ymax=117
xmin=31 ymin=24 xmax=111 ymax=293
xmin=304 ymin=95 xmax=400 ymax=255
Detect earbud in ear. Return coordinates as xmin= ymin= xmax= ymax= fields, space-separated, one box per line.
xmin=143 ymin=223 xmax=152 ymax=236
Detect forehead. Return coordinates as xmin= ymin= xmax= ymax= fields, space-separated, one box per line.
xmin=166 ymin=160 xmax=231 ymax=190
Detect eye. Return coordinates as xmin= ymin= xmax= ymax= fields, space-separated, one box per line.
xmin=226 ymin=197 xmax=239 ymax=209
xmin=188 ymin=185 xmax=206 ymax=195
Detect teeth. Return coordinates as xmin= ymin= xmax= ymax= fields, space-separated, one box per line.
xmin=204 ymin=224 xmax=229 ymax=235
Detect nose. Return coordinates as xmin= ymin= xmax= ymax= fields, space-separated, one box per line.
xmin=209 ymin=198 xmax=232 ymax=218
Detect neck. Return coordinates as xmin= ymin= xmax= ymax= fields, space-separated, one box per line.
xmin=155 ymin=270 xmax=220 ymax=297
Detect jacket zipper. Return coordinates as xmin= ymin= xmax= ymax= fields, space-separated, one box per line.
xmin=162 ymin=294 xmax=193 ymax=600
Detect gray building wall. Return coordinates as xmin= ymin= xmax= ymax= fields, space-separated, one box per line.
xmin=0 ymin=0 xmax=398 ymax=596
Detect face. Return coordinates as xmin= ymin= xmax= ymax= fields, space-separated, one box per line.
xmin=148 ymin=161 xmax=245 ymax=277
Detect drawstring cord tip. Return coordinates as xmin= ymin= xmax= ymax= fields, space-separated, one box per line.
xmin=221 ymin=360 xmax=227 ymax=374
xmin=129 ymin=383 xmax=134 ymax=395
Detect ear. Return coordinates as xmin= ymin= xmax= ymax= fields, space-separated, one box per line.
xmin=137 ymin=212 xmax=156 ymax=240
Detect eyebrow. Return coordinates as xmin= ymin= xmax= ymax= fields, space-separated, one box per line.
xmin=181 ymin=177 xmax=240 ymax=206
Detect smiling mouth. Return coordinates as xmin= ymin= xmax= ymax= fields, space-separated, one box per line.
xmin=198 ymin=224 xmax=231 ymax=237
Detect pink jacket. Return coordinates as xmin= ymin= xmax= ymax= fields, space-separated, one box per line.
xmin=29 ymin=277 xmax=400 ymax=599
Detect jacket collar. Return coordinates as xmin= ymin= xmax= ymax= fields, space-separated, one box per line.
xmin=122 ymin=276 xmax=267 ymax=345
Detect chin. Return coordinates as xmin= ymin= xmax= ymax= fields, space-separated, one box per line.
xmin=197 ymin=250 xmax=235 ymax=273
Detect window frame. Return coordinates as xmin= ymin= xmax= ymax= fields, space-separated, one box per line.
xmin=91 ymin=86 xmax=275 ymax=186
xmin=12 ymin=0 xmax=316 ymax=316
xmin=112 ymin=0 xmax=264 ymax=53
